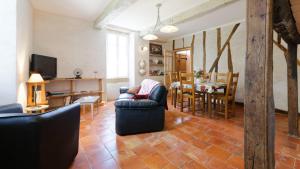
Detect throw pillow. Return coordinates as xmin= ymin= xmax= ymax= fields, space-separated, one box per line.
xmin=127 ymin=86 xmax=141 ymax=94
xmin=133 ymin=94 xmax=149 ymax=99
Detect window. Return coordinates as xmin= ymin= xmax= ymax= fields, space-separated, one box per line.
xmin=106 ymin=31 xmax=129 ymax=79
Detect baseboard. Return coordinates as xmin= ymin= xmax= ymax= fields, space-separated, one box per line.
xmin=234 ymin=101 xmax=288 ymax=114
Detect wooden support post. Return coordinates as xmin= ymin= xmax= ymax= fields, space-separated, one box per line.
xmin=191 ymin=35 xmax=195 ymax=73
xmin=287 ymin=42 xmax=299 ymax=137
xmin=203 ymin=31 xmax=207 ymax=73
xmin=227 ymin=42 xmax=233 ymax=72
xmin=245 ymin=0 xmax=275 ymax=168
xmin=173 ymin=40 xmax=175 ymax=50
xmin=216 ymin=28 xmax=221 ymax=73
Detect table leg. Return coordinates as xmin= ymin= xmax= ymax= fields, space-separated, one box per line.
xmin=207 ymin=93 xmax=212 ymax=118
xmin=83 ymin=105 xmax=85 ymax=114
xmin=97 ymin=100 xmax=99 ymax=114
xmin=91 ymin=103 xmax=94 ymax=120
xmin=174 ymin=88 xmax=177 ymax=108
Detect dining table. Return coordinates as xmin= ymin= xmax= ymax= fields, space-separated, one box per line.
xmin=170 ymin=80 xmax=227 ymax=117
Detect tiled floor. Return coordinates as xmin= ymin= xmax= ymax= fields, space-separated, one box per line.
xmin=70 ymin=100 xmax=300 ymax=169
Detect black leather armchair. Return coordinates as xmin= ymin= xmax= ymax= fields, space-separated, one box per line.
xmin=0 ymin=103 xmax=80 ymax=169
xmin=115 ymin=85 xmax=168 ymax=135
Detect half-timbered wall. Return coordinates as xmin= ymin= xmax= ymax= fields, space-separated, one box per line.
xmin=166 ymin=22 xmax=300 ymax=111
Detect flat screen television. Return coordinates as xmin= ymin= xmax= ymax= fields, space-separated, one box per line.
xmin=30 ymin=54 xmax=57 ymax=80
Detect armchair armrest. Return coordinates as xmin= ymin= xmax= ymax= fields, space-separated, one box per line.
xmin=115 ymin=99 xmax=159 ymax=109
xmin=0 ymin=103 xmax=23 ymax=114
xmin=120 ymin=87 xmax=129 ymax=94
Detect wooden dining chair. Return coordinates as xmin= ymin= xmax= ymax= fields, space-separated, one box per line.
xmin=215 ymin=72 xmax=229 ymax=83
xmin=215 ymin=72 xmax=239 ymax=119
xmin=169 ymin=72 xmax=179 ymax=105
xmin=200 ymin=72 xmax=212 ymax=81
xmin=177 ymin=72 xmax=204 ymax=115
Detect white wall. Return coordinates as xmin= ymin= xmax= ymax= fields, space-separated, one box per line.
xmin=0 ymin=0 xmax=17 ymax=105
xmin=33 ymin=10 xmax=107 ymax=99
xmin=168 ymin=22 xmax=300 ymax=111
xmin=17 ymin=0 xmax=33 ymax=107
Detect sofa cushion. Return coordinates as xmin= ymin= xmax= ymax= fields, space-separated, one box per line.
xmin=115 ymin=99 xmax=159 ymax=109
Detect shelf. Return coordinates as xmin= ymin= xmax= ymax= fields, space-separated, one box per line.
xmin=47 ymin=90 xmax=104 ymax=99
xmin=150 ymin=54 xmax=163 ymax=57
xmin=150 ymin=64 xmax=164 ymax=66
xmin=45 ymin=78 xmax=101 ymax=83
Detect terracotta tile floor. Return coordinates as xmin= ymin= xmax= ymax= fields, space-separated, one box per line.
xmin=70 ymin=100 xmax=300 ymax=169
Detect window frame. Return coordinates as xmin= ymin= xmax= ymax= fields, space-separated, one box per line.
xmin=106 ymin=30 xmax=130 ymax=80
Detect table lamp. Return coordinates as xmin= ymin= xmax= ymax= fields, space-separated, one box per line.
xmin=28 ymin=73 xmax=44 ymax=106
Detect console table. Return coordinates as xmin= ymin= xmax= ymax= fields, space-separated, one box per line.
xmin=45 ymin=78 xmax=104 ymax=109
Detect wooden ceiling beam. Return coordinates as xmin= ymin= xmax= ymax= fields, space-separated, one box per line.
xmin=273 ymin=0 xmax=300 ymax=44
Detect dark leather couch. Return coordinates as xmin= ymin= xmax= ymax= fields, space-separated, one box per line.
xmin=0 ymin=103 xmax=80 ymax=169
xmin=115 ymin=85 xmax=168 ymax=135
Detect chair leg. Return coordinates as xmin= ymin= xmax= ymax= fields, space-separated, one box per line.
xmin=171 ymin=90 xmax=174 ymax=105
xmin=225 ymin=100 xmax=228 ymax=119
xmin=232 ymin=101 xmax=236 ymax=117
xmin=202 ymin=96 xmax=206 ymax=113
xmin=192 ymin=98 xmax=195 ymax=115
xmin=180 ymin=95 xmax=183 ymax=112
xmin=174 ymin=92 xmax=177 ymax=108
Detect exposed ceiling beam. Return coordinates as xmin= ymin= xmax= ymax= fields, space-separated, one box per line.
xmin=94 ymin=0 xmax=138 ymax=29
xmin=273 ymin=0 xmax=300 ymax=44
xmin=140 ymin=0 xmax=238 ymax=36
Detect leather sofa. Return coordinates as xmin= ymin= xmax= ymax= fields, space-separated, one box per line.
xmin=0 ymin=103 xmax=80 ymax=169
xmin=115 ymin=85 xmax=168 ymax=135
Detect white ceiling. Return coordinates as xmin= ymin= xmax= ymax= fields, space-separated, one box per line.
xmin=30 ymin=0 xmax=246 ymax=40
xmin=109 ymin=0 xmax=210 ymax=31
xmin=30 ymin=0 xmax=112 ymax=21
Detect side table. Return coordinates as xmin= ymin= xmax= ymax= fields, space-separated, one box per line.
xmin=25 ymin=105 xmax=49 ymax=113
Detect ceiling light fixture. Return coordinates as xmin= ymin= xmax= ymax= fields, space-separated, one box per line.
xmin=142 ymin=3 xmax=179 ymax=41
xmin=160 ymin=18 xmax=179 ymax=33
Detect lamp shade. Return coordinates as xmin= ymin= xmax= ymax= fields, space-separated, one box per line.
xmin=142 ymin=33 xmax=158 ymax=41
xmin=28 ymin=73 xmax=44 ymax=83
xmin=160 ymin=25 xmax=179 ymax=33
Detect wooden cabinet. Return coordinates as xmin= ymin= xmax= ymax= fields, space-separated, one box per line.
xmin=27 ymin=82 xmax=48 ymax=106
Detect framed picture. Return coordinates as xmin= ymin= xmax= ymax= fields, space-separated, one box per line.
xmin=150 ymin=43 xmax=162 ymax=55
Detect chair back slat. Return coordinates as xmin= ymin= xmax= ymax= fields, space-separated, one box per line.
xmin=200 ymin=72 xmax=212 ymax=81
xmin=225 ymin=72 xmax=239 ymax=102
xmin=180 ymin=72 xmax=195 ymax=96
xmin=170 ymin=72 xmax=179 ymax=82
xmin=216 ymin=72 xmax=228 ymax=83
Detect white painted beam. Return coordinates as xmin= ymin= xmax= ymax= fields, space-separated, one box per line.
xmin=94 ymin=0 xmax=138 ymax=29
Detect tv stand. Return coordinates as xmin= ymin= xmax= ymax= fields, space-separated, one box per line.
xmin=45 ymin=78 xmax=104 ymax=108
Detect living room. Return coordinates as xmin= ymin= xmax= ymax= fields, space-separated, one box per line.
xmin=1 ymin=0 xmax=300 ymax=169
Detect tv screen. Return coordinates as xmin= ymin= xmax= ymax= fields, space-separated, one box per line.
xmin=30 ymin=54 xmax=57 ymax=80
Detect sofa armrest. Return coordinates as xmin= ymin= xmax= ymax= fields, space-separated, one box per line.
xmin=0 ymin=103 xmax=23 ymax=114
xmin=38 ymin=103 xmax=80 ymax=169
xmin=120 ymin=87 xmax=129 ymax=94
xmin=115 ymin=99 xmax=159 ymax=109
